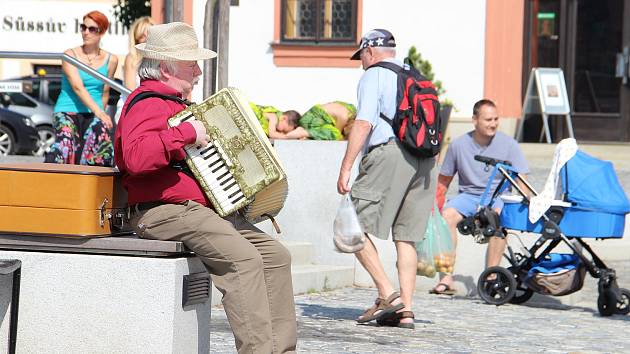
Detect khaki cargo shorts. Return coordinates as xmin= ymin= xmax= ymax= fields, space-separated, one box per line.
xmin=351 ymin=141 xmax=436 ymax=242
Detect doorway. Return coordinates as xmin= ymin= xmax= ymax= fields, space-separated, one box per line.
xmin=523 ymin=0 xmax=630 ymax=142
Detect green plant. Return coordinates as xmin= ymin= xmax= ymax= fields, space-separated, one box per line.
xmin=323 ymin=276 xmax=331 ymax=292
xmin=113 ymin=0 xmax=151 ymax=29
xmin=406 ymin=46 xmax=454 ymax=107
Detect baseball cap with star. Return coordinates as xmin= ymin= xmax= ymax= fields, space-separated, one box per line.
xmin=350 ymin=29 xmax=396 ymax=60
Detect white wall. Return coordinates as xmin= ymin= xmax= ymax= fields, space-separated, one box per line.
xmin=224 ymin=0 xmax=362 ymax=113
xmin=191 ymin=0 xmax=487 ymax=116
xmin=361 ymin=0 xmax=487 ymax=117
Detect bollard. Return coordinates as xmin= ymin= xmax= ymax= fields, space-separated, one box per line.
xmin=0 ymin=259 xmax=22 ymax=354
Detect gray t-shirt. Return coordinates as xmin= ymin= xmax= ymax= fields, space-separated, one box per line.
xmin=440 ymin=131 xmax=529 ymax=195
xmin=355 ymin=58 xmax=399 ymax=149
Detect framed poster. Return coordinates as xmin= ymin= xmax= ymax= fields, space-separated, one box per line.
xmin=516 ymin=67 xmax=574 ymax=143
xmin=535 ymin=68 xmax=570 ymax=114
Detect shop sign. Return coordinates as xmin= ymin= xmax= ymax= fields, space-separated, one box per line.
xmin=0 ymin=0 xmax=127 ymax=53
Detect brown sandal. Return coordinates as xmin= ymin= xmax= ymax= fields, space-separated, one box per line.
xmin=356 ymin=292 xmax=405 ymax=323
xmin=429 ymin=282 xmax=457 ymax=295
xmin=376 ymin=310 xmax=415 ymax=329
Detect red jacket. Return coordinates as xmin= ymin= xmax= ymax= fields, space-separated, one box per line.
xmin=114 ymin=80 xmax=209 ymax=206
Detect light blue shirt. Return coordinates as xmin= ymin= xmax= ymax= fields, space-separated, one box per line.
xmin=355 ymin=57 xmax=401 ymax=149
xmin=440 ymin=131 xmax=530 ymax=195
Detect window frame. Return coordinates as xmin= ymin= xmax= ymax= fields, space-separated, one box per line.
xmin=272 ymin=0 xmax=362 ymax=68
xmin=279 ymin=0 xmax=358 ymax=45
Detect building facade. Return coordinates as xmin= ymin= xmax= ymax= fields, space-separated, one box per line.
xmin=2 ymin=0 xmax=629 ymax=142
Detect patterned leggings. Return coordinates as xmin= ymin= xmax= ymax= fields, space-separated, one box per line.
xmin=44 ymin=112 xmax=114 ymax=166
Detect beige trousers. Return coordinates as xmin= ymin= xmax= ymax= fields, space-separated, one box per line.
xmin=351 ymin=142 xmax=436 ymax=242
xmin=131 ymin=200 xmax=297 ymax=354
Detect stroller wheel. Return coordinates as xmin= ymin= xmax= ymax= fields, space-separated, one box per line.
xmin=509 ymin=284 xmax=534 ymax=305
xmin=507 ymin=266 xmax=534 ymax=305
xmin=457 ymin=217 xmax=474 ymax=235
xmin=477 ymin=266 xmax=516 ymax=305
xmin=597 ymin=288 xmax=617 ymax=317
xmin=615 ymin=288 xmax=630 ymax=315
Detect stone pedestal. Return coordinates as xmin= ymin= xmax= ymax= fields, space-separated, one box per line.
xmin=0 ymin=250 xmax=211 ymax=354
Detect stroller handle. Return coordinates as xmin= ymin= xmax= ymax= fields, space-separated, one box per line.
xmin=474 ymin=155 xmax=512 ymax=167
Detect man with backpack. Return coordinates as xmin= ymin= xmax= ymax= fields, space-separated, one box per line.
xmin=337 ymin=29 xmax=438 ymax=329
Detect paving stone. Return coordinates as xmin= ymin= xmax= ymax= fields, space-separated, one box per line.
xmin=210 ymin=260 xmax=630 ymax=353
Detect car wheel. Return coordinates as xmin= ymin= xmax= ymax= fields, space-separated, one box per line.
xmin=0 ymin=124 xmax=16 ymax=156
xmin=33 ymin=125 xmax=55 ymax=156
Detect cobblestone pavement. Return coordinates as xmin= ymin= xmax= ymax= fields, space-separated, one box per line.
xmin=8 ymin=144 xmax=630 ymax=353
xmin=210 ymin=262 xmax=630 ymax=353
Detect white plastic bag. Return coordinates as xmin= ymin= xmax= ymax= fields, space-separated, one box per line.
xmin=333 ymin=195 xmax=365 ymax=253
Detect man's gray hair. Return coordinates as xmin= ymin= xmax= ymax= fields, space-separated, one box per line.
xmin=138 ymin=58 xmax=178 ymax=81
xmin=375 ymin=46 xmax=396 ymax=56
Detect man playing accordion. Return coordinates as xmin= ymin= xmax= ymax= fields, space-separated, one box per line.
xmin=114 ymin=22 xmax=297 ymax=354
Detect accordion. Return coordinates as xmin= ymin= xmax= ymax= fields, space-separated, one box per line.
xmin=168 ymin=88 xmax=288 ymax=223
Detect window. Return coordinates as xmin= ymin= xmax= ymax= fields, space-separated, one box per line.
xmin=273 ymin=0 xmax=362 ymax=67
xmin=7 ymin=93 xmax=36 ymax=108
xmin=281 ymin=0 xmax=357 ymax=44
xmin=25 ymin=81 xmax=41 ymax=102
xmin=47 ymin=80 xmax=62 ymax=105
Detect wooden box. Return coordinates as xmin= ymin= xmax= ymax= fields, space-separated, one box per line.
xmin=0 ymin=163 xmax=129 ymax=237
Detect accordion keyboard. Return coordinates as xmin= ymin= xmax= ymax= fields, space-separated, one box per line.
xmin=179 ymin=114 xmax=247 ymax=211
xmin=186 ymin=143 xmax=246 ymax=210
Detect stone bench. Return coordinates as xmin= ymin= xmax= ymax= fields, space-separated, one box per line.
xmin=0 ymin=234 xmax=212 ymax=354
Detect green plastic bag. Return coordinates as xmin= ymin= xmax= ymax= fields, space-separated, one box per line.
xmin=416 ymin=201 xmax=455 ymax=277
xmin=416 ymin=223 xmax=436 ymax=277
xmin=430 ymin=203 xmax=455 ymax=274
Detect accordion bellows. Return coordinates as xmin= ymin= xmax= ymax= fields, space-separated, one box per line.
xmin=168 ymin=88 xmax=288 ymax=222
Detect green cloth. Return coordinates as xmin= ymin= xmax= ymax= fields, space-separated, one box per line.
xmin=334 ymin=101 xmax=357 ymax=119
xmin=249 ymin=103 xmax=281 ymax=135
xmin=299 ymin=101 xmax=356 ymax=141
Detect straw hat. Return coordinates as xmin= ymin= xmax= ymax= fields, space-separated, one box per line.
xmin=135 ymin=22 xmax=217 ymax=61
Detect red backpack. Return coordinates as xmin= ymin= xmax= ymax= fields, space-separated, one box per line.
xmin=369 ymin=60 xmax=442 ymax=158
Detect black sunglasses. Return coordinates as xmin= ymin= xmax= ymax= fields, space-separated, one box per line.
xmin=80 ymin=24 xmax=101 ymax=34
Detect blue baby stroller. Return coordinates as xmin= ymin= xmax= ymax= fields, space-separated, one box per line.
xmin=457 ymin=145 xmax=630 ymax=316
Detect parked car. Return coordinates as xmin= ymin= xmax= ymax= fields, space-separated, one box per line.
xmin=9 ymin=73 xmax=122 ymax=109
xmin=0 ymin=107 xmax=39 ymax=156
xmin=0 ymin=91 xmax=54 ymax=156
xmin=0 ymin=73 xmax=123 ymax=156
xmin=9 ymin=73 xmax=62 ymax=106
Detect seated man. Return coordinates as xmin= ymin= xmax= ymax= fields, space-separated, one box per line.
xmin=115 ymin=23 xmax=297 ymax=352
xmin=249 ymin=103 xmax=303 ymax=139
xmin=298 ymin=101 xmax=356 ymax=140
xmin=431 ymin=99 xmax=529 ymax=295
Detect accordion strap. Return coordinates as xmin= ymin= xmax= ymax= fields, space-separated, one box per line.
xmin=123 ymin=91 xmax=195 ymax=177
xmin=124 ymin=91 xmax=192 ymax=116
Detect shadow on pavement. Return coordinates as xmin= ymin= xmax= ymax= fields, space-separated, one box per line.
xmin=296 ymin=302 xmax=363 ymax=321
xmin=449 ymin=293 xmax=630 ymax=321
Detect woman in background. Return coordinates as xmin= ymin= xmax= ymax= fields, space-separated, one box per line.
xmin=113 ymin=16 xmax=154 ymax=124
xmin=45 ymin=10 xmax=118 ymax=166
xmin=123 ymin=16 xmax=155 ymax=90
